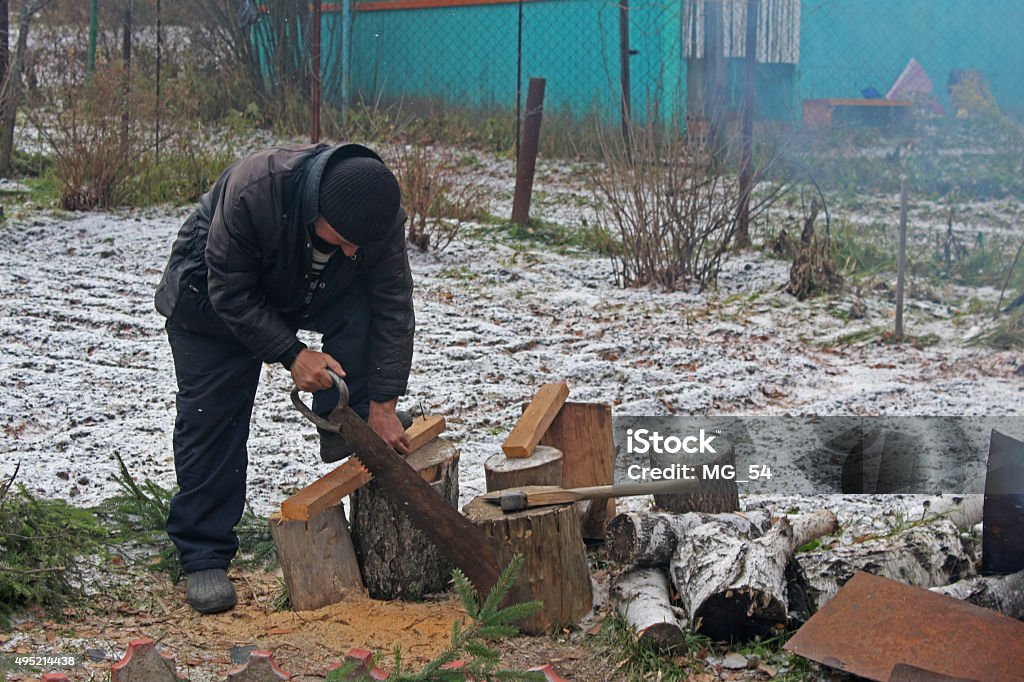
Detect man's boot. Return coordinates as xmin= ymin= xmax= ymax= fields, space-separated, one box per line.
xmin=186 ymin=568 xmax=237 ymax=614
xmin=319 ymin=410 xmax=414 ymax=463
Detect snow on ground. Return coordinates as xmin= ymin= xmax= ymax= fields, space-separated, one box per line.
xmin=1 ymin=164 xmax=1022 ymax=518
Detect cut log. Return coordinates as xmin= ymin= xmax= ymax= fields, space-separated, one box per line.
xmin=795 ymin=517 xmax=976 ymax=614
xmin=670 ymin=510 xmax=838 ymax=640
xmin=930 ymin=569 xmax=1024 ymax=620
xmin=503 ymin=382 xmax=569 ymax=458
xmin=278 ymin=416 xmax=447 ymax=522
xmin=538 ymin=402 xmax=616 ymax=539
xmin=652 ymin=437 xmax=738 ymax=514
xmin=904 ymin=494 xmax=983 ymax=531
xmin=485 ymin=445 xmax=563 ymax=492
xmin=268 ymin=507 xmax=364 ymax=611
xmin=606 ymin=510 xmax=771 ymax=567
xmin=350 ymin=437 xmax=460 ymax=600
xmin=611 ymin=567 xmax=685 ymax=647
xmin=464 ymin=496 xmax=592 ymax=635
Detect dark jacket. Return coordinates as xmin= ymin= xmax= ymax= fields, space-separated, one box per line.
xmin=155 ymin=143 xmax=414 ymax=400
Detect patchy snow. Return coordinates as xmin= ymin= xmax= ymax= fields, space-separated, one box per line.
xmin=0 ymin=192 xmax=1021 ymax=518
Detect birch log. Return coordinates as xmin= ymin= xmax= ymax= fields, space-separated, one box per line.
xmin=611 ymin=567 xmax=685 ymax=647
xmin=904 ymin=494 xmax=984 ymax=530
xmin=796 ymin=517 xmax=977 ymax=613
xmin=606 ymin=510 xmax=771 ymax=567
xmin=670 ymin=510 xmax=837 ymax=640
xmin=930 ymin=569 xmax=1024 ymax=620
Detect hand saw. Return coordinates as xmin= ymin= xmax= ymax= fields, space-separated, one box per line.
xmin=291 ymin=371 xmax=501 ymax=595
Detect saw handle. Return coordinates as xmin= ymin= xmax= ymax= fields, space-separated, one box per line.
xmin=289 ymin=369 xmax=349 ymax=433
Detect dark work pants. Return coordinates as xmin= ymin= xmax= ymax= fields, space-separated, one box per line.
xmin=165 ymin=287 xmax=370 ymax=573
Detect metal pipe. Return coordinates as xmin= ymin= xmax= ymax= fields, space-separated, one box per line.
xmin=736 ymin=0 xmax=758 ymax=248
xmin=155 ymin=0 xmax=161 ymax=163
xmin=511 ymin=77 xmax=545 ymax=226
xmin=619 ymin=0 xmax=632 ymax=156
xmin=87 ymin=0 xmax=99 ymax=78
xmin=311 ymin=0 xmax=322 ymax=143
xmin=896 ymin=175 xmax=908 ymax=342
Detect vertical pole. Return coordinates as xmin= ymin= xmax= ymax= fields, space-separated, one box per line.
xmin=87 ymin=0 xmax=99 ymax=78
xmin=311 ymin=0 xmax=321 ymax=143
xmin=511 ymin=77 xmax=545 ymax=226
xmin=155 ymin=0 xmax=161 ymax=163
xmin=618 ymin=0 xmax=632 ymax=155
xmin=895 ymin=176 xmax=908 ymax=342
xmin=736 ymin=0 xmax=758 ymax=248
xmin=341 ymin=0 xmax=351 ymax=124
xmin=515 ymin=0 xmax=524 ymax=164
xmin=704 ymin=0 xmax=725 ymax=160
xmin=0 ymin=0 xmax=9 ymax=93
xmin=121 ymin=1 xmax=131 ymax=148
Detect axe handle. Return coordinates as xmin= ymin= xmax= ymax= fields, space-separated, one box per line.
xmin=508 ymin=479 xmax=702 ymax=508
xmin=568 ymin=478 xmax=701 ymax=500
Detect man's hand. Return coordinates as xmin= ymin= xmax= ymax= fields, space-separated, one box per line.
xmin=369 ymin=398 xmax=410 ymax=456
xmin=290 ymin=349 xmax=345 ymax=392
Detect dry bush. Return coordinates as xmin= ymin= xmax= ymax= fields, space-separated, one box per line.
xmin=591 ymin=120 xmax=745 ymax=291
xmin=25 ymin=23 xmax=237 ymax=208
xmin=390 ymin=144 xmax=488 ymax=252
xmin=785 ymin=197 xmax=842 ymax=299
xmin=28 ymin=59 xmax=142 ymax=210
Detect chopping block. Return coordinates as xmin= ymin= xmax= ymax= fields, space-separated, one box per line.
xmin=464 ymin=495 xmax=593 ymax=635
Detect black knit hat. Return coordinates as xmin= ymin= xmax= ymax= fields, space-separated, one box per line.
xmin=318 ymin=155 xmax=401 ymax=246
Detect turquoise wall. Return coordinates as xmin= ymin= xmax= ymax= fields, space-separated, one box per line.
xmin=327 ymin=0 xmax=1024 ymax=123
xmin=800 ymin=0 xmax=1024 ymax=112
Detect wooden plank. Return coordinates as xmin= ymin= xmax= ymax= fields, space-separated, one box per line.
xmin=280 ymin=458 xmax=371 ymax=522
xmin=280 ymin=416 xmax=447 ymax=521
xmin=503 ymin=382 xmax=570 ymax=458
xmin=405 ymin=415 xmax=446 ymax=454
xmin=538 ymin=402 xmax=615 ymax=539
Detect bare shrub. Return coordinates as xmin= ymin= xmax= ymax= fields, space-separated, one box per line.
xmin=25 ymin=23 xmax=236 ymax=209
xmin=29 ymin=60 xmax=141 ymax=210
xmin=591 ymin=120 xmax=746 ymax=291
xmin=390 ymin=144 xmax=488 ymax=252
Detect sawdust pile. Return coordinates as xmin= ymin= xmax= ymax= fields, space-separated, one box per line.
xmin=193 ymin=580 xmax=464 ymax=675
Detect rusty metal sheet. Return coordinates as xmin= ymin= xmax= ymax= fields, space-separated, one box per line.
xmin=784 ymin=572 xmax=1024 ymax=682
xmin=982 ymin=430 xmax=1024 ymax=575
xmin=888 ymin=663 xmax=980 ymax=682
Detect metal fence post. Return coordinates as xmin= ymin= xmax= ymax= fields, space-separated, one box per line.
xmin=311 ymin=0 xmax=322 ymax=143
xmin=736 ymin=0 xmax=758 ymax=248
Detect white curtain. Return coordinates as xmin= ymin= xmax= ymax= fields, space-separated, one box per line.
xmin=683 ymin=0 xmax=801 ymax=64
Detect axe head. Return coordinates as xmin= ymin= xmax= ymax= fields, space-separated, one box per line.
xmin=499 ymin=490 xmax=528 ymax=513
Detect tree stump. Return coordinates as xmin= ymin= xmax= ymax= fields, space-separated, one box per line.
xmin=652 ymin=437 xmax=738 ymax=514
xmin=464 ymin=497 xmax=592 ymax=635
xmin=350 ymin=437 xmax=460 ymax=600
xmin=485 ymin=445 xmax=563 ymax=492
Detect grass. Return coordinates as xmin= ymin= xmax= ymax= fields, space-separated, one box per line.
xmin=467 ymin=215 xmax=614 ymax=256
xmin=969 ymin=306 xmax=1024 ymax=349
xmin=596 ymin=615 xmax=818 ymax=681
